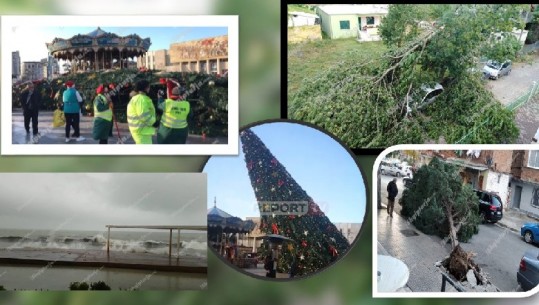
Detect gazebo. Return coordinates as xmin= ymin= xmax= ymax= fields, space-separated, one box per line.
xmin=46 ymin=27 xmax=151 ymax=72
xmin=207 ymin=198 xmax=256 ymax=257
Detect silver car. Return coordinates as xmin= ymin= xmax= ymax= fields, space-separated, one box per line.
xmin=404 ymin=83 xmax=444 ymax=116
xmin=483 ymin=60 xmax=512 ymax=80
xmin=517 ymin=249 xmax=539 ymax=291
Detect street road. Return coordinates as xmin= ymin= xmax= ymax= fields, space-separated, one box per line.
xmin=378 ymin=175 xmax=536 ymax=292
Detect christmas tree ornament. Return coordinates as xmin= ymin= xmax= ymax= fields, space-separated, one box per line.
xmin=329 ymin=245 xmax=338 ymax=257
xmin=240 ymin=128 xmax=350 ymax=277
xmin=271 ymin=223 xmax=279 ymax=234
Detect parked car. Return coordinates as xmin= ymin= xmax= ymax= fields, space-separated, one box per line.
xmin=473 ymin=190 xmax=503 ymax=223
xmin=482 ymin=60 xmax=512 ymax=80
xmin=403 ymin=177 xmax=414 ymax=189
xmin=521 ymin=223 xmax=539 ymax=244
xmin=380 ymin=160 xmax=410 ymax=177
xmin=517 ymin=249 xmax=539 ymax=291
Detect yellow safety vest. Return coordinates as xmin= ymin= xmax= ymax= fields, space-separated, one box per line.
xmin=161 ymin=99 xmax=190 ymax=129
xmin=93 ymin=94 xmax=112 ymax=121
xmin=127 ymin=93 xmax=156 ymax=135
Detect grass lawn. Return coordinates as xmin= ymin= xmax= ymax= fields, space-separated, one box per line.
xmin=287 ymin=38 xmax=387 ymax=99
xmin=287 ymin=4 xmax=315 ymax=14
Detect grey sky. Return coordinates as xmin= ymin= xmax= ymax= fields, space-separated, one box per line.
xmin=0 ymin=173 xmax=206 ymax=231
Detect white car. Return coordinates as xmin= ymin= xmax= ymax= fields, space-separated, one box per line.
xmin=380 ymin=161 xmax=411 ymax=177
xmin=483 ymin=60 xmax=511 ymax=80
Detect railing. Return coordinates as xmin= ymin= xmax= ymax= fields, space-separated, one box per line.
xmin=456 ymin=80 xmax=539 ymax=143
xmin=441 ymin=271 xmax=466 ymax=292
xmin=105 ymin=225 xmax=207 ymax=258
xmin=506 ymin=80 xmax=539 ymax=111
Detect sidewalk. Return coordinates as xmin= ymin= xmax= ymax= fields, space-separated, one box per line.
xmin=377 ymin=204 xmax=458 ymax=292
xmin=243 ymin=263 xmax=290 ymax=279
xmin=12 ymin=110 xmax=227 ymax=145
xmin=496 ymin=208 xmax=539 ymax=233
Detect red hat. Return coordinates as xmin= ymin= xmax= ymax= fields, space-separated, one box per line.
xmin=65 ymin=80 xmax=74 ymax=87
xmin=96 ymin=84 xmax=104 ymax=94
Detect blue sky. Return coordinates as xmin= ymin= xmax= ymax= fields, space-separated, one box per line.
xmin=13 ymin=26 xmax=227 ymax=62
xmin=204 ymin=122 xmax=366 ymax=224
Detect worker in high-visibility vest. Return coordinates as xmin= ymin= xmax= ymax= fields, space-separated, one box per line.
xmin=127 ymin=80 xmax=156 ymax=144
xmin=157 ymin=86 xmax=191 ymax=144
xmin=92 ymin=84 xmax=113 ymax=144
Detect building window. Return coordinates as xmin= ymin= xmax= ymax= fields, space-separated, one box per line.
xmin=366 ymin=16 xmax=375 ymax=25
xmin=210 ymin=60 xmax=218 ymax=74
xmin=339 ymin=20 xmax=350 ymax=30
xmin=528 ymin=151 xmax=539 ymax=169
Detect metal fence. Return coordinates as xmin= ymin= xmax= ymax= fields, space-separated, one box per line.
xmin=506 ymin=80 xmax=539 ymax=111
xmin=456 ymin=80 xmax=539 ymax=143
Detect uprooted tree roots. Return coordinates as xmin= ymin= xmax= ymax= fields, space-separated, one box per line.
xmin=442 ymin=245 xmax=485 ymax=285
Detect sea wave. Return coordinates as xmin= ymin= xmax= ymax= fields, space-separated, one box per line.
xmin=0 ymin=234 xmax=207 ymax=256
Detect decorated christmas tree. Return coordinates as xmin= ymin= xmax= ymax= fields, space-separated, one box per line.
xmin=240 ymin=128 xmax=350 ymax=276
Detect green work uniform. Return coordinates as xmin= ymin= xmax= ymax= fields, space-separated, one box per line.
xmin=92 ymin=94 xmax=113 ymax=141
xmin=127 ymin=93 xmax=156 ymax=144
xmin=157 ymin=99 xmax=190 ymax=144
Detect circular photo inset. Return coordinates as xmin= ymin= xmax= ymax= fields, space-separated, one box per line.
xmin=204 ymin=120 xmax=368 ymax=280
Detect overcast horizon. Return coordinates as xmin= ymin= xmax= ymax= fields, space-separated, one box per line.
xmin=0 ymin=173 xmax=207 ymax=231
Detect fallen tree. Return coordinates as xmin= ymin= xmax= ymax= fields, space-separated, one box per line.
xmin=289 ymin=4 xmax=526 ymax=147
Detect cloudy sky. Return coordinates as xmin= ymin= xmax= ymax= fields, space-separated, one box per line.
xmin=0 ymin=173 xmax=206 ymax=231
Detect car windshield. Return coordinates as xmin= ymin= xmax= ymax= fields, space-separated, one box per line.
xmin=487 ymin=61 xmax=501 ymax=70
xmin=491 ymin=196 xmax=502 ymax=207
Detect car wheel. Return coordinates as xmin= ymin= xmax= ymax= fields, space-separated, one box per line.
xmin=524 ymin=231 xmax=534 ymax=244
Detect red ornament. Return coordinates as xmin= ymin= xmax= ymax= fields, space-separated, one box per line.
xmin=288 ymin=215 xmax=295 ymax=220
xmin=301 ymin=240 xmax=307 ymax=247
xmin=159 ymin=78 xmax=167 ymax=84
xmin=329 ymin=245 xmax=338 ymax=257
xmin=271 ymin=223 xmax=279 ymax=235
xmin=271 ymin=158 xmax=277 ymax=166
xmin=308 ymin=202 xmax=324 ymax=216
xmin=278 ymin=180 xmax=284 ymax=187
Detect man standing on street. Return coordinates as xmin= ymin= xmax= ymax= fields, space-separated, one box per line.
xmin=20 ymin=82 xmax=41 ymax=138
xmin=387 ymin=177 xmax=399 ymax=217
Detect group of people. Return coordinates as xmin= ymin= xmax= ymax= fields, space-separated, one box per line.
xmin=19 ymin=78 xmax=191 ymax=145
xmin=263 ymin=244 xmax=301 ymax=278
xmin=125 ymin=79 xmax=191 ymax=145
xmin=20 ymin=80 xmax=86 ymax=142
